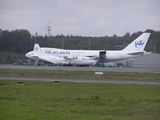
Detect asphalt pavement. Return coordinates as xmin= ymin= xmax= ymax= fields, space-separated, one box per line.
xmin=0 ymin=64 xmax=160 ymax=85
xmin=0 ymin=64 xmax=160 ymax=73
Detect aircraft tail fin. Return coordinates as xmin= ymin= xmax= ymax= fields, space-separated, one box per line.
xmin=32 ymin=44 xmax=41 ymax=65
xmin=33 ymin=44 xmax=42 ymax=56
xmin=122 ymin=33 xmax=150 ymax=51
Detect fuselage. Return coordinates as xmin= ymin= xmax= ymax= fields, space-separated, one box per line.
xmin=26 ymin=47 xmax=145 ymax=63
xmin=41 ymin=48 xmax=144 ymax=61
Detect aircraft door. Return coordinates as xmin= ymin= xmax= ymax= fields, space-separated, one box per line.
xmin=95 ymin=51 xmax=106 ymax=67
xmin=99 ymin=51 xmax=106 ymax=60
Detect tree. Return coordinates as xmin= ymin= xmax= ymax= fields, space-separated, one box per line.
xmin=9 ymin=29 xmax=32 ymax=54
xmin=0 ymin=30 xmax=10 ymax=51
xmin=124 ymin=32 xmax=130 ymax=37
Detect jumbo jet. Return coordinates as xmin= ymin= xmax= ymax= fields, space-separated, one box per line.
xmin=25 ymin=33 xmax=151 ymax=66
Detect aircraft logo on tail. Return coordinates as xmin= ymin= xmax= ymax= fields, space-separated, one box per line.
xmin=135 ymin=40 xmax=145 ymax=48
xmin=35 ymin=47 xmax=39 ymax=51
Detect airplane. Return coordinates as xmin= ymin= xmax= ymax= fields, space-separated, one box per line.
xmin=25 ymin=33 xmax=151 ymax=66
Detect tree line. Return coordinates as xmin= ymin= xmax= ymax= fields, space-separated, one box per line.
xmin=0 ymin=29 xmax=160 ymax=54
xmin=0 ymin=29 xmax=32 ymax=54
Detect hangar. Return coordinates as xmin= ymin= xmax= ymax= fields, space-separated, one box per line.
xmin=115 ymin=53 xmax=160 ymax=67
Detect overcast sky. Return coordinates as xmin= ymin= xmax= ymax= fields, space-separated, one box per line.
xmin=0 ymin=0 xmax=160 ymax=36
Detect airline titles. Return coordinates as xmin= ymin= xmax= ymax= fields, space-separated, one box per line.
xmin=45 ymin=50 xmax=70 ymax=55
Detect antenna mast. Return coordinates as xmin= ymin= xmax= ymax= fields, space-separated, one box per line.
xmin=46 ymin=20 xmax=51 ymax=36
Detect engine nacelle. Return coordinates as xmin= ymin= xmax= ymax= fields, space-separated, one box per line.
xmin=72 ymin=56 xmax=97 ymax=65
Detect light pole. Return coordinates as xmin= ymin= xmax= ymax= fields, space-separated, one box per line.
xmin=35 ymin=32 xmax=37 ymax=44
xmin=89 ymin=37 xmax=91 ymax=50
xmin=62 ymin=36 xmax=64 ymax=49
xmin=154 ymin=41 xmax=158 ymax=53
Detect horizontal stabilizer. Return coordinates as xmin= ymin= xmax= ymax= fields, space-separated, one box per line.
xmin=128 ymin=51 xmax=146 ymax=55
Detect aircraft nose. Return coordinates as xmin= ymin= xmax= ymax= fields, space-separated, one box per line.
xmin=25 ymin=53 xmax=29 ymax=58
xmin=25 ymin=52 xmax=33 ymax=58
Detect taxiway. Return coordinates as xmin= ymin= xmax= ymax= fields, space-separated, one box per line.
xmin=0 ymin=64 xmax=159 ymax=85
xmin=0 ymin=75 xmax=159 ymax=85
xmin=0 ymin=64 xmax=160 ymax=73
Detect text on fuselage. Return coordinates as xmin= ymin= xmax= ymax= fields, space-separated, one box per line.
xmin=45 ymin=50 xmax=70 ymax=55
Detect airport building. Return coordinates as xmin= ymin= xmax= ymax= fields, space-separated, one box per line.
xmin=115 ymin=53 xmax=160 ymax=67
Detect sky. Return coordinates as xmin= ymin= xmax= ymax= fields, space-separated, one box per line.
xmin=0 ymin=0 xmax=160 ymax=36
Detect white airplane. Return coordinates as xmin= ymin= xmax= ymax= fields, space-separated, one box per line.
xmin=25 ymin=33 xmax=151 ymax=66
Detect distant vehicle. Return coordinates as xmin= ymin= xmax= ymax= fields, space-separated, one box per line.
xmin=117 ymin=63 xmax=124 ymax=67
xmin=25 ymin=33 xmax=151 ymax=66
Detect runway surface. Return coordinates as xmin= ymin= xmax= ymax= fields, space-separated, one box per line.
xmin=0 ymin=64 xmax=160 ymax=85
xmin=0 ymin=64 xmax=160 ymax=73
xmin=0 ymin=75 xmax=160 ymax=85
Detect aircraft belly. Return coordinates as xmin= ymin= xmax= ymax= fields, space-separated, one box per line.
xmin=106 ymin=54 xmax=124 ymax=62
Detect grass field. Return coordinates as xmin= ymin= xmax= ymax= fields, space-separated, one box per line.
xmin=0 ymin=80 xmax=160 ymax=120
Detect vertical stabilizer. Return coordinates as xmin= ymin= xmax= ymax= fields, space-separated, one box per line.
xmin=122 ymin=33 xmax=150 ymax=51
xmin=33 ymin=44 xmax=42 ymax=66
xmin=33 ymin=44 xmax=42 ymax=55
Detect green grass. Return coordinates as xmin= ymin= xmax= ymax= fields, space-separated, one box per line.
xmin=0 ymin=68 xmax=160 ymax=80
xmin=0 ymin=80 xmax=160 ymax=120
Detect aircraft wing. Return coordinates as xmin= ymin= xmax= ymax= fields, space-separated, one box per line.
xmin=63 ymin=56 xmax=77 ymax=60
xmin=63 ymin=56 xmax=71 ymax=59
